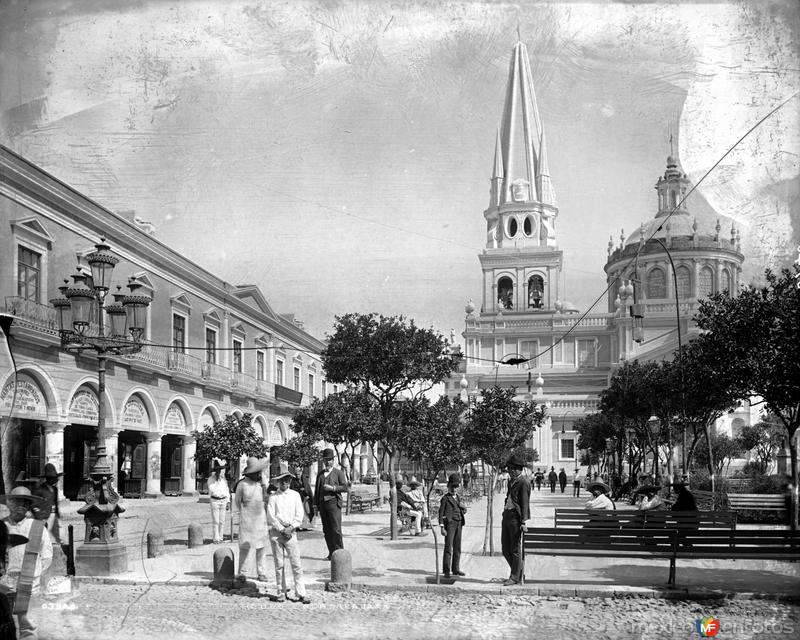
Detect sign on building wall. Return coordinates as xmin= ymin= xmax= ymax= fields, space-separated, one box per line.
xmin=0 ymin=376 xmax=47 ymax=419
xmin=122 ymin=397 xmax=149 ymax=430
xmin=68 ymin=389 xmax=98 ymax=424
xmin=269 ymin=422 xmax=283 ymax=446
xmin=164 ymin=404 xmax=186 ymax=433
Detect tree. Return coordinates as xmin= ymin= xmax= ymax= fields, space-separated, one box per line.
xmin=575 ymin=413 xmax=615 ymax=472
xmin=272 ymin=432 xmax=319 ymax=474
xmin=737 ymin=420 xmax=785 ymax=474
xmin=397 ymin=395 xmax=473 ymax=501
xmin=695 ymin=266 xmax=800 ymax=529
xmin=693 ymin=432 xmax=744 ymax=476
xmin=463 ymin=386 xmax=546 ymax=555
xmin=192 ymin=413 xmax=268 ymax=470
xmin=323 ymin=313 xmax=460 ymax=538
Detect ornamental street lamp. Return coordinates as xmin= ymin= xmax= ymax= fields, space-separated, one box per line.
xmin=50 ymin=238 xmax=151 ymax=575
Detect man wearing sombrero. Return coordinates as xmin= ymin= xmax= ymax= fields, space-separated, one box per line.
xmin=233 ymin=457 xmax=270 ymax=583
xmin=34 ymin=463 xmax=63 ymax=544
xmin=266 ymin=463 xmax=310 ymax=604
xmin=0 ymin=486 xmax=54 ymax=639
xmin=584 ymin=480 xmax=614 ymax=510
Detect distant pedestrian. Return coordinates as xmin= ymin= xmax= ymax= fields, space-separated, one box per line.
xmin=315 ymin=448 xmax=348 ymax=560
xmin=267 ymin=464 xmax=310 ymax=604
xmin=34 ymin=463 xmax=63 ymax=544
xmin=439 ymin=473 xmax=466 ymax=578
xmin=572 ymin=470 xmax=582 ymax=497
xmin=206 ymin=459 xmax=229 ymax=544
xmin=234 ymin=457 xmax=270 ymax=583
xmin=501 ymin=454 xmax=530 ymax=585
xmin=534 ymin=468 xmax=544 ymax=491
xmin=558 ymin=468 xmax=567 ymax=493
xmin=496 ymin=470 xmax=510 ymax=494
xmin=548 ymin=467 xmax=557 ymax=493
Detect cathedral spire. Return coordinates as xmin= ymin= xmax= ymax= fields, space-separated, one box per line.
xmin=490 ymin=127 xmax=504 ymax=206
xmin=498 ymin=41 xmax=547 ymax=204
xmin=537 ymin=129 xmax=556 ymax=206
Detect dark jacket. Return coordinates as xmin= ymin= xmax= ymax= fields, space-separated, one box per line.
xmin=671 ymin=489 xmax=698 ymax=511
xmin=506 ymin=475 xmax=531 ymax=520
xmin=314 ymin=467 xmax=349 ymax=510
xmin=438 ymin=492 xmax=466 ymax=528
xmin=397 ymin=488 xmax=417 ymax=514
xmin=558 ymin=470 xmax=567 ymax=486
xmin=548 ymin=470 xmax=558 ymax=485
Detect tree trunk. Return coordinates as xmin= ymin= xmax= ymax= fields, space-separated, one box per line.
xmin=387 ymin=445 xmax=398 ymax=540
xmin=483 ymin=467 xmax=497 ymax=555
xmin=703 ymin=422 xmax=716 ymax=510
xmin=790 ymin=436 xmax=798 ymax=532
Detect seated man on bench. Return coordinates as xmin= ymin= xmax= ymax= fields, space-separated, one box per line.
xmin=395 ymin=481 xmax=424 ymax=536
xmin=405 ymin=480 xmax=430 ymax=529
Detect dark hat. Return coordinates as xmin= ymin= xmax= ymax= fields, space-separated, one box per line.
xmin=447 ymin=473 xmax=461 ymax=486
xmin=634 ymin=484 xmax=660 ymax=496
xmin=587 ymin=481 xmax=610 ymax=494
xmin=39 ymin=463 xmax=63 ymax=479
xmin=0 ymin=486 xmax=45 ymax=505
xmin=671 ymin=480 xmax=689 ymax=489
xmin=506 ymin=453 xmax=526 ymax=469
xmin=321 ymin=448 xmax=336 ymax=461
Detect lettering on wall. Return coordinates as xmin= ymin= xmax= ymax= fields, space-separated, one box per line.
xmin=69 ymin=389 xmax=99 ymax=424
xmin=164 ymin=404 xmax=186 ymax=432
xmin=0 ymin=377 xmax=47 ymax=418
xmin=122 ymin=397 xmax=148 ymax=429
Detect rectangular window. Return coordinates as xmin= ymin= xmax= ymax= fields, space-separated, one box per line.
xmin=560 ymin=438 xmax=575 ymax=459
xmin=17 ymin=246 xmax=41 ymax=302
xmin=232 ymin=339 xmax=243 ymax=373
xmin=205 ymin=328 xmax=217 ymax=364
xmin=333 ymin=384 xmax=339 ymax=395
xmin=293 ymin=367 xmax=301 ymax=391
xmin=577 ymin=339 xmax=595 ymax=367
xmin=172 ymin=314 xmax=186 ymax=353
xmin=520 ymin=340 xmax=538 ymax=368
xmin=276 ymin=360 xmax=284 ymax=386
xmin=563 ymin=339 xmax=575 ymax=365
xmin=307 ymin=373 xmax=315 ymax=397
xmin=256 ymin=350 xmax=266 ymax=381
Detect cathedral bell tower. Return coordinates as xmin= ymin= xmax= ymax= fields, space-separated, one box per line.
xmin=480 ymin=41 xmax=563 ymax=314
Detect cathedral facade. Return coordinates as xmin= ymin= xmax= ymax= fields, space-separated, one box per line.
xmin=450 ymin=41 xmax=745 ymax=472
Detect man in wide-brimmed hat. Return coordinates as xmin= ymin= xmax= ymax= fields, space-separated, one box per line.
xmin=266 ymin=463 xmax=310 ymax=604
xmin=670 ymin=481 xmax=697 ymax=512
xmin=34 ymin=463 xmax=63 ymax=543
xmin=314 ymin=448 xmax=348 ymax=560
xmin=501 ymin=453 xmax=531 ymax=586
xmin=206 ymin=458 xmax=230 ymax=544
xmin=584 ymin=481 xmax=615 ymax=510
xmin=0 ymin=486 xmax=54 ymax=639
xmin=438 ymin=473 xmax=465 ymax=578
xmin=233 ymin=456 xmax=270 ymax=583
xmin=406 ymin=478 xmax=429 ymax=528
xmin=634 ymin=484 xmax=665 ymax=511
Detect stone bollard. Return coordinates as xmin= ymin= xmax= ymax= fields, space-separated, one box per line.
xmin=327 ymin=548 xmax=352 ymax=592
xmin=146 ymin=529 xmax=164 ymax=558
xmin=212 ymin=547 xmax=235 ymax=588
xmin=188 ymin=523 xmax=204 ymax=548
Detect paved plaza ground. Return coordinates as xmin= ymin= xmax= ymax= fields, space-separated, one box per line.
xmin=25 ymin=485 xmax=800 ymax=639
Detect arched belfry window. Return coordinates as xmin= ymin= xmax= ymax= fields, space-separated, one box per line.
xmin=675 ymin=266 xmax=691 ymax=299
xmin=528 ymin=275 xmax=544 ymax=309
xmin=722 ymin=268 xmax=732 ymax=295
xmin=497 ymin=277 xmax=514 ymax=310
xmin=647 ymin=267 xmax=666 ymax=298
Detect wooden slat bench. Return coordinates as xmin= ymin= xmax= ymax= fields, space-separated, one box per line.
xmin=350 ymin=494 xmax=381 ymax=513
xmin=554 ymin=508 xmax=737 ymax=531
xmin=524 ymin=527 xmax=800 ymax=585
xmin=727 ymin=493 xmax=787 ymax=517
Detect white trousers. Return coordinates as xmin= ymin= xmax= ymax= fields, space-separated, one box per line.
xmin=238 ymin=543 xmax=269 ymax=578
xmin=269 ymin=531 xmax=306 ymax=597
xmin=210 ymin=499 xmax=228 ymax=542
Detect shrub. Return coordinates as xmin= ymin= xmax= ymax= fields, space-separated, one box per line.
xmin=749 ymin=474 xmax=789 ymax=495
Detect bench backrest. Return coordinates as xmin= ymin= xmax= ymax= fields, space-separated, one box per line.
xmin=524 ymin=527 xmax=675 ymax=554
xmin=554 ymin=508 xmax=736 ymax=529
xmin=677 ymin=530 xmax=800 ymax=554
xmin=726 ymin=493 xmax=785 ymax=508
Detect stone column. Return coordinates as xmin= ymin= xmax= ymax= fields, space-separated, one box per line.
xmin=43 ymin=422 xmax=67 ymax=497
xmin=182 ymin=435 xmax=197 ymax=497
xmin=144 ymin=433 xmax=163 ymax=498
xmin=103 ymin=428 xmax=122 ymax=488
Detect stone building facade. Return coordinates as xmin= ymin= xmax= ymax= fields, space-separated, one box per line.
xmin=0 ymin=144 xmax=326 ymax=499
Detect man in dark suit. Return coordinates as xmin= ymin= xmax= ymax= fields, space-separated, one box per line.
xmin=438 ymin=473 xmax=466 ymax=578
xmin=314 ymin=448 xmax=349 ymax=559
xmin=502 ymin=454 xmax=531 ymax=585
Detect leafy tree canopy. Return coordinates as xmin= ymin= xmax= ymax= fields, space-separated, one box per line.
xmin=291 ymin=388 xmax=380 ymax=449
xmin=192 ymin=413 xmax=267 ymax=466
xmin=272 ymin=432 xmax=320 ymax=472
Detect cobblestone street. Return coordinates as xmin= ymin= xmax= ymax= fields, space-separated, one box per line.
xmin=34 ymin=583 xmax=800 ymax=640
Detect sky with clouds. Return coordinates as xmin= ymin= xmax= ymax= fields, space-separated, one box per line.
xmin=1 ymin=0 xmax=797 ymax=340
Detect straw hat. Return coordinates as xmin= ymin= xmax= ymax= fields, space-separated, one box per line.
xmin=242 ymin=457 xmax=269 ymax=475
xmin=271 ymin=461 xmax=295 ymax=482
xmin=587 ymin=481 xmax=610 ymax=494
xmin=0 ymin=486 xmax=45 ymax=505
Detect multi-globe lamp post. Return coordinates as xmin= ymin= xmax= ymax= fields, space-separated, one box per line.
xmin=50 ymin=238 xmax=151 ymax=575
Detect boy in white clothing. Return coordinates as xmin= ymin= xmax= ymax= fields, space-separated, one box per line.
xmin=266 ymin=464 xmax=310 ymax=604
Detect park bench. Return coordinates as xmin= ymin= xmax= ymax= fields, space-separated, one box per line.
xmin=726 ymin=493 xmax=787 ymax=520
xmin=523 ymin=527 xmax=800 ymax=585
xmin=554 ymin=508 xmax=737 ymax=531
xmin=350 ymin=494 xmax=381 ymax=513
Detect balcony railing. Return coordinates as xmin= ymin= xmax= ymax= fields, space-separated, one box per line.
xmin=275 ymin=384 xmax=303 ymax=405
xmin=232 ymin=371 xmax=257 ymax=393
xmin=5 ymin=296 xmax=60 ymax=332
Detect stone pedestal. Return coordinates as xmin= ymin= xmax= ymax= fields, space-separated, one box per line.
xmin=212 ymin=548 xmax=235 ymax=587
xmin=327 ymin=548 xmax=352 ymax=592
xmin=75 ymin=542 xmax=128 ymax=576
xmin=145 ymin=433 xmax=163 ymax=498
